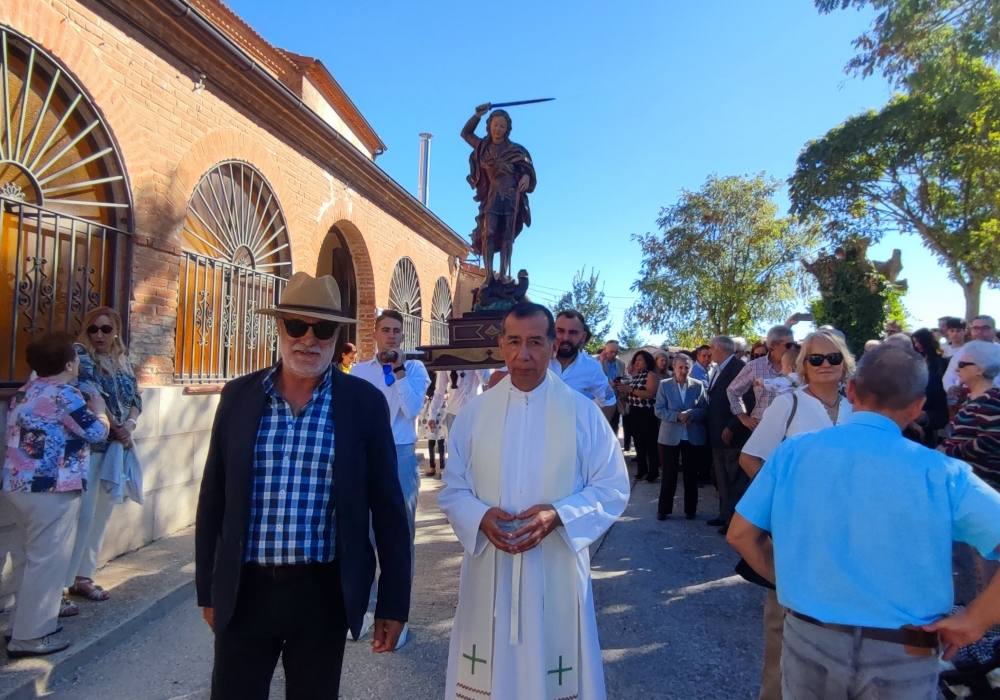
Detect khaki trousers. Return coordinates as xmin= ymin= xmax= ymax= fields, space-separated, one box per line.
xmin=759 ymin=589 xmax=785 ymax=700
xmin=4 ymin=490 xmax=80 ymax=640
xmin=65 ymin=451 xmax=115 ymax=586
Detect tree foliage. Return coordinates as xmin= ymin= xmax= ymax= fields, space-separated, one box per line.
xmin=816 ymin=0 xmax=1000 ymax=81
xmin=632 ymin=174 xmax=819 ymax=344
xmin=552 ymin=267 xmax=613 ymax=354
xmin=789 ymin=56 xmax=1000 ymax=318
xmin=617 ymin=306 xmax=646 ymax=350
xmin=806 ymin=240 xmax=904 ymax=354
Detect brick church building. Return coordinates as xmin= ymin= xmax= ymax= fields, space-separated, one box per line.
xmin=0 ymin=0 xmax=471 ymax=598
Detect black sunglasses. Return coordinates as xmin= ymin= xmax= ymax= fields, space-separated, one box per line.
xmin=282 ymin=318 xmax=338 ymax=340
xmin=87 ymin=324 xmax=114 ymax=335
xmin=957 ymin=361 xmax=978 ymax=369
xmin=806 ymin=352 xmax=844 ymax=367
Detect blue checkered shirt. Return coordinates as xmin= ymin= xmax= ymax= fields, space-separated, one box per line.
xmin=245 ymin=365 xmax=336 ymax=565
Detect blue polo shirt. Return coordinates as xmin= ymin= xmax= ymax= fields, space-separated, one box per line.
xmin=737 ymin=411 xmax=1000 ymax=628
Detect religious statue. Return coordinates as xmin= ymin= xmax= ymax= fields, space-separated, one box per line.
xmin=462 ymin=103 xmax=537 ymax=285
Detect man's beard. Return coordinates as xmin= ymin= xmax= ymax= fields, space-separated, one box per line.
xmin=556 ymin=341 xmax=581 ymax=359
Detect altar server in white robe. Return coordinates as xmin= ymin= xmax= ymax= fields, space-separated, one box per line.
xmin=439 ymin=302 xmax=630 ymax=700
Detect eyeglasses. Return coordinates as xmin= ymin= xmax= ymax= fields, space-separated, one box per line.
xmin=282 ymin=318 xmax=338 ymax=340
xmin=957 ymin=361 xmax=978 ymax=369
xmin=87 ymin=324 xmax=114 ymax=335
xmin=971 ymin=325 xmax=994 ymax=332
xmin=806 ymin=352 xmax=844 ymax=367
xmin=786 ymin=342 xmax=800 ymax=350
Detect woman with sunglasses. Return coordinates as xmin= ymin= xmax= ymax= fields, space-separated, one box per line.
xmin=737 ymin=329 xmax=856 ymax=700
xmin=750 ymin=341 xmax=768 ymax=361
xmin=943 ymin=340 xmax=1000 ymax=605
xmin=64 ymin=306 xmax=142 ymax=603
xmin=943 ymin=340 xmax=1000 ymax=485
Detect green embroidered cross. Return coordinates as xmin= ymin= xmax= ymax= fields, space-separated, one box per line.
xmin=463 ymin=644 xmax=486 ymax=675
xmin=548 ymin=655 xmax=573 ymax=686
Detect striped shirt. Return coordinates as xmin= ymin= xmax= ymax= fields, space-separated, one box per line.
xmin=727 ymin=356 xmax=781 ymax=420
xmin=944 ymin=387 xmax=1000 ymax=486
xmin=245 ymin=365 xmax=336 ymax=565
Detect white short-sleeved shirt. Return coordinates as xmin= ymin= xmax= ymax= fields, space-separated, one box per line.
xmin=742 ymin=387 xmax=853 ymax=461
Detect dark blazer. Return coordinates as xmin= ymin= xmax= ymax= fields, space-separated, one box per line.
xmin=706 ymin=355 xmax=754 ymax=449
xmin=195 ymin=366 xmax=411 ymax=637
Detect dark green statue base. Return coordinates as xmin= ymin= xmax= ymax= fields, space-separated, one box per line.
xmin=471 ymin=269 xmax=529 ymax=313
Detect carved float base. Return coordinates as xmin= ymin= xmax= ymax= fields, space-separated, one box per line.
xmin=417 ymin=312 xmax=506 ymax=372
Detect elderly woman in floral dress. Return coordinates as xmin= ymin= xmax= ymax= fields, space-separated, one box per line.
xmin=2 ymin=332 xmax=109 ymax=657
xmin=64 ymin=306 xmax=142 ymax=603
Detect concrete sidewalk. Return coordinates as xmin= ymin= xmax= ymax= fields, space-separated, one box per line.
xmin=0 ymin=527 xmax=195 ymax=700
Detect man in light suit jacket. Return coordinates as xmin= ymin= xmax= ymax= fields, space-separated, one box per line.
xmin=654 ymin=354 xmax=708 ymax=520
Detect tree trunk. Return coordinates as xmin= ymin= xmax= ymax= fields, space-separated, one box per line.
xmin=962 ymin=277 xmax=982 ymax=320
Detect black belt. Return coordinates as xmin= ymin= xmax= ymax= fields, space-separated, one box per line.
xmin=789 ymin=610 xmax=938 ymax=649
xmin=244 ymin=561 xmax=336 ymax=582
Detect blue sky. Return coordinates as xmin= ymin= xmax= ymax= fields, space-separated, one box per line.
xmin=227 ymin=0 xmax=1000 ymax=341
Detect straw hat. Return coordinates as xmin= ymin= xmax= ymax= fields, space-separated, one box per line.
xmin=257 ymin=272 xmax=358 ymax=324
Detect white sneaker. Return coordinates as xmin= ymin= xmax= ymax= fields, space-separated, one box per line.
xmin=6 ymin=634 xmax=70 ymax=658
xmin=394 ymin=623 xmax=409 ymax=650
xmin=4 ymin=624 xmax=62 ymax=644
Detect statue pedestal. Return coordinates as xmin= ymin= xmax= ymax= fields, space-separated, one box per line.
xmin=418 ymin=312 xmax=506 ymax=372
xmin=417 ymin=271 xmax=530 ymax=371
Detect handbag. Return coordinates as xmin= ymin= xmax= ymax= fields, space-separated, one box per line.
xmin=733 ymin=393 xmax=798 ymax=590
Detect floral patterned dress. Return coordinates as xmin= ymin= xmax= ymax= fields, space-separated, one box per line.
xmin=3 ymin=377 xmax=109 ymax=493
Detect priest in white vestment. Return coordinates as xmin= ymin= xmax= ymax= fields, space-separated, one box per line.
xmin=439 ymin=303 xmax=630 ymax=700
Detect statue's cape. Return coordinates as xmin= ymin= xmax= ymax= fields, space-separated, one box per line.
xmin=468 ymin=138 xmax=536 ymax=247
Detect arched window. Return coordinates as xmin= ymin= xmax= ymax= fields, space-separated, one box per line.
xmin=388 ymin=257 xmax=422 ymax=351
xmin=174 ymin=161 xmax=290 ymax=382
xmin=0 ymin=25 xmax=132 ymax=385
xmin=430 ymin=277 xmax=452 ymax=345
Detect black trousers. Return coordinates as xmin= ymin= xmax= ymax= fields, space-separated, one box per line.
xmin=427 ymin=438 xmax=446 ymax=469
xmin=658 ymin=440 xmax=699 ymax=517
xmin=629 ymin=406 xmax=660 ymax=480
xmin=211 ymin=561 xmax=348 ymax=700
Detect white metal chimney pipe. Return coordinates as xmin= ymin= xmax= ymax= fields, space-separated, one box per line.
xmin=418 ymin=132 xmax=432 ymax=206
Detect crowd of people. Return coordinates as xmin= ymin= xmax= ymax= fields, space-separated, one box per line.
xmin=6 ymin=269 xmax=1000 ymax=700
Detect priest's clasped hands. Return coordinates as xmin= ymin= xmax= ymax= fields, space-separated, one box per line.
xmin=480 ymin=505 xmax=562 ymax=554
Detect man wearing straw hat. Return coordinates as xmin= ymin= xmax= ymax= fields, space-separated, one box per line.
xmin=195 ymin=272 xmax=411 ymax=699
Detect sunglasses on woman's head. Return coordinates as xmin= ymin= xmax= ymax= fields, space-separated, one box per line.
xmin=87 ymin=324 xmax=114 ymax=335
xmin=282 ymin=318 xmax=338 ymax=340
xmin=806 ymin=352 xmax=844 ymax=367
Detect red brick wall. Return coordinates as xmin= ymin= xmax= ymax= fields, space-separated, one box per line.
xmin=1 ymin=0 xmax=460 ymax=383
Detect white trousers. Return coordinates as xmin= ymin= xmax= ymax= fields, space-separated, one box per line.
xmin=65 ymin=451 xmax=115 ymax=586
xmin=4 ymin=490 xmax=80 ymax=640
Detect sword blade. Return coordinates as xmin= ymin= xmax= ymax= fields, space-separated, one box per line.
xmin=489 ymin=98 xmax=555 ymax=109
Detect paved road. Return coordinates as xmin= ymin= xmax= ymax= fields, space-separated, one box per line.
xmin=50 ymin=474 xmax=765 ymax=699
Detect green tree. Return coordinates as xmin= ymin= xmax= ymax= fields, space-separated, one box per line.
xmin=552 ymin=267 xmax=612 ymax=354
xmin=789 ymin=57 xmax=1000 ymax=319
xmin=632 ymin=174 xmax=819 ymax=343
xmin=816 ymin=0 xmax=1000 ymax=81
xmin=617 ymin=306 xmax=646 ymax=350
xmin=806 ymin=240 xmax=905 ymax=353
